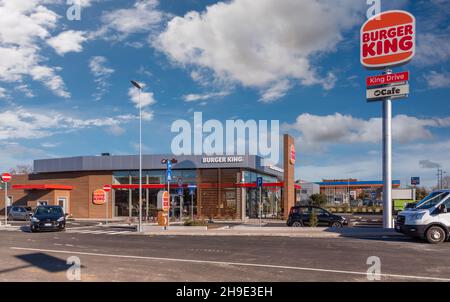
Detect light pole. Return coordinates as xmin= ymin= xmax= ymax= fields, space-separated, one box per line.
xmin=131 ymin=80 xmax=143 ymax=232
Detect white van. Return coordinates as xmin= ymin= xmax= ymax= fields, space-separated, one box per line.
xmin=395 ymin=190 xmax=450 ymax=244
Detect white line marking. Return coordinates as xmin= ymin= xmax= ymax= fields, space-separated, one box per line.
xmin=10 ymin=247 xmax=450 ymax=281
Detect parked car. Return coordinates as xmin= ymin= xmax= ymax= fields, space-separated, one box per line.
xmin=8 ymin=206 xmax=31 ymax=221
xmin=287 ymin=206 xmax=348 ymax=228
xmin=30 ymin=206 xmax=68 ymax=233
xmin=395 ymin=190 xmax=450 ymax=244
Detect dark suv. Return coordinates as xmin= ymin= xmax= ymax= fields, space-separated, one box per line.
xmin=287 ymin=206 xmax=348 ymax=228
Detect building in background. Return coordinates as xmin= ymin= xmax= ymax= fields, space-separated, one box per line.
xmin=296 ymin=180 xmax=320 ymax=204
xmin=317 ymin=179 xmax=401 ymax=204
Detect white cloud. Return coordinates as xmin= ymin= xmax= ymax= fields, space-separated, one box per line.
xmin=0 ymin=87 xmax=7 ymax=99
xmin=0 ymin=0 xmax=70 ymax=98
xmin=89 ymin=56 xmax=115 ymax=101
xmin=424 ymin=71 xmax=450 ymax=89
xmin=128 ymin=83 xmax=156 ymax=109
xmin=92 ymin=0 xmax=164 ymax=40
xmin=106 ymin=125 xmax=126 ymax=136
xmin=0 ymin=108 xmax=137 ymax=140
xmin=414 ymin=33 xmax=450 ymax=67
xmin=259 ymin=80 xmax=292 ymax=103
xmin=155 ymin=0 xmax=363 ymax=101
xmin=183 ymin=91 xmax=229 ymax=102
xmin=285 ymin=113 xmax=450 ymax=153
xmin=47 ymin=30 xmax=87 ymax=55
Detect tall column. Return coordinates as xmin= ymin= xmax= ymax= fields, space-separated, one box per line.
xmin=283 ymin=134 xmax=296 ymax=218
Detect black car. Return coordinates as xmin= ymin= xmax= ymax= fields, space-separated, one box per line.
xmin=287 ymin=206 xmax=348 ymax=228
xmin=30 ymin=206 xmax=68 ymax=232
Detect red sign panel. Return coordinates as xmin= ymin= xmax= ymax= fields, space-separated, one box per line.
xmin=366 ymin=71 xmax=409 ymax=87
xmin=162 ymin=191 xmax=170 ymax=211
xmin=361 ymin=10 xmax=416 ymax=69
xmin=93 ymin=189 xmax=106 ymax=205
xmin=290 ymin=144 xmax=296 ymax=165
xmin=1 ymin=173 xmax=12 ymax=182
xmin=103 ymin=185 xmax=112 ymax=192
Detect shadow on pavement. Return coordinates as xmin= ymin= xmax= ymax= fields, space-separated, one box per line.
xmin=0 ymin=252 xmax=85 ymax=275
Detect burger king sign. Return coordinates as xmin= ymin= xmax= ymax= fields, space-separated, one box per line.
xmin=361 ymin=10 xmax=416 ymax=69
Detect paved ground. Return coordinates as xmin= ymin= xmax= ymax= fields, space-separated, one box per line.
xmin=0 ymin=228 xmax=449 ymax=282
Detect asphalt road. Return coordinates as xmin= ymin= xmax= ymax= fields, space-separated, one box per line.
xmin=0 ymin=229 xmax=449 ymax=282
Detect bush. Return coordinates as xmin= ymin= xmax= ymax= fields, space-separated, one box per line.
xmin=183 ymin=220 xmax=208 ymax=226
xmin=309 ymin=208 xmax=319 ymax=227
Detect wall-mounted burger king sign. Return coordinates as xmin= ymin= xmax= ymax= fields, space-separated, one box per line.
xmin=290 ymin=144 xmax=296 ymax=165
xmin=361 ymin=10 xmax=416 ymax=69
xmin=93 ymin=189 xmax=106 ymax=205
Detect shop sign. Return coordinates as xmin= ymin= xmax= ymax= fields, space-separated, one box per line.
xmin=366 ymin=83 xmax=409 ymax=101
xmin=93 ymin=189 xmax=106 ymax=205
xmin=361 ymin=10 xmax=416 ymax=69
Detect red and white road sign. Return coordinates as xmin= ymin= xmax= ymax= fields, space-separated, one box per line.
xmin=1 ymin=173 xmax=12 ymax=182
xmin=366 ymin=71 xmax=409 ymax=87
xmin=103 ymin=185 xmax=112 ymax=192
xmin=361 ymin=10 xmax=416 ymax=69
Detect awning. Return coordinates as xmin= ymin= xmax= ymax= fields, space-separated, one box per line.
xmin=12 ymin=184 xmax=74 ymax=190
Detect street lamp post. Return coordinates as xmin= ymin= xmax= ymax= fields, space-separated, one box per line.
xmin=131 ymin=80 xmax=143 ymax=232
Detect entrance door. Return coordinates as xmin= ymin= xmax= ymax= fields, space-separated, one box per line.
xmin=58 ymin=197 xmax=68 ymax=213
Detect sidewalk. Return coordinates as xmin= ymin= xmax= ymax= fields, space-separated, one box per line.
xmin=141 ymin=225 xmax=403 ymax=239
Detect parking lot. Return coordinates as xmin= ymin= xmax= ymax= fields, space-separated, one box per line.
xmin=0 ymin=220 xmax=449 ymax=282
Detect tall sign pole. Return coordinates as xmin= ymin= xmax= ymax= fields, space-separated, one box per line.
xmin=383 ymin=68 xmax=393 ymax=228
xmin=361 ymin=10 xmax=416 ymax=228
xmin=103 ymin=185 xmax=111 ymax=225
xmin=2 ymin=173 xmax=12 ymax=226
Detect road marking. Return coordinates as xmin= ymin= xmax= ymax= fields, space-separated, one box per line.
xmin=10 ymin=247 xmax=450 ymax=282
xmin=65 ymin=229 xmax=135 ymax=235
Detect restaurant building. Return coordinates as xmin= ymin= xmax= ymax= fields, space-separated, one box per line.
xmin=1 ymin=136 xmax=298 ymax=220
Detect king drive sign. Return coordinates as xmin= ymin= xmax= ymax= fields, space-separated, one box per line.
xmin=361 ymin=10 xmax=416 ymax=69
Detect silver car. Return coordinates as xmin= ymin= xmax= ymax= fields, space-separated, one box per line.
xmin=8 ymin=206 xmax=31 ymax=221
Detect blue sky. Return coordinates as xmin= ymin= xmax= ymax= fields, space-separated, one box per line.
xmin=0 ymin=0 xmax=449 ymax=188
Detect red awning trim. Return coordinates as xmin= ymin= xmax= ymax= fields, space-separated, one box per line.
xmin=12 ymin=184 xmax=74 ymax=190
xmin=112 ymin=182 xmax=286 ymax=190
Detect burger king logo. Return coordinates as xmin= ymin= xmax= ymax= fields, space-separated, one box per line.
xmin=361 ymin=10 xmax=415 ymax=69
xmin=93 ymin=189 xmax=106 ymax=205
xmin=290 ymin=144 xmax=296 ymax=165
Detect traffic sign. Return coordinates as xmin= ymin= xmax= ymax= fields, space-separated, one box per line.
xmin=366 ymin=71 xmax=409 ymax=87
xmin=189 ymin=188 xmax=195 ymax=196
xmin=361 ymin=10 xmax=416 ymax=69
xmin=178 ymin=177 xmax=183 ymax=187
xmin=411 ymin=177 xmax=420 ymax=186
xmin=103 ymin=184 xmax=112 ymax=192
xmin=366 ymin=83 xmax=409 ymax=101
xmin=177 ymin=188 xmax=183 ymax=196
xmin=167 ymin=170 xmax=172 ymax=181
xmin=167 ymin=161 xmax=172 ymax=170
xmin=371 ymin=192 xmax=377 ymax=199
xmin=257 ymin=177 xmax=263 ymax=188
xmin=1 ymin=173 xmax=12 ymax=182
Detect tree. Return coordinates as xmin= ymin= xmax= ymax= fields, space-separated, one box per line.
xmin=309 ymin=193 xmax=328 ymax=207
xmin=309 ymin=208 xmax=318 ymax=227
xmin=415 ymin=187 xmax=429 ymax=201
xmin=8 ymin=164 xmax=33 ymax=175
